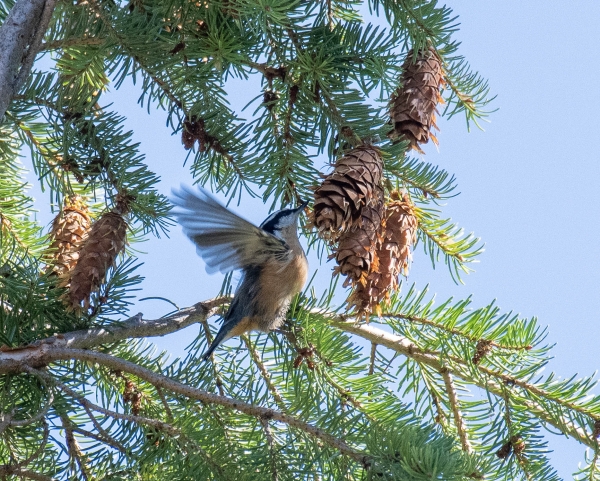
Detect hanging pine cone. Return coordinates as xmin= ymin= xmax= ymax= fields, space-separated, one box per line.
xmin=388 ymin=47 xmax=445 ymax=153
xmin=349 ymin=192 xmax=417 ymax=315
xmin=313 ymin=145 xmax=383 ymax=240
xmin=333 ymin=199 xmax=384 ymax=286
xmin=47 ymin=196 xmax=91 ymax=278
xmin=64 ymin=208 xmax=128 ymax=310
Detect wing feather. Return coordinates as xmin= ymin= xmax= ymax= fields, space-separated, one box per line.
xmin=171 ymin=185 xmax=290 ymax=273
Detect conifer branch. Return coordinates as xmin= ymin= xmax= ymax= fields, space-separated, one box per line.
xmin=281 ymin=327 xmax=373 ymax=419
xmin=20 ymin=351 xmax=370 ymax=466
xmin=381 ymin=312 xmax=532 ymax=352
xmin=40 ymin=36 xmax=107 ymax=51
xmin=2 ymin=298 xmax=594 ymax=451
xmin=87 ymin=0 xmax=238 ymax=166
xmin=200 ymin=316 xmax=226 ymax=396
xmin=0 ymin=420 xmax=49 ymax=472
xmin=441 ymin=368 xmax=472 ymax=453
xmin=70 ymin=425 xmax=129 ymax=455
xmin=327 ymin=315 xmax=595 ymax=447
xmin=260 ymin=417 xmax=279 ymax=481
xmin=79 ymin=402 xmax=129 ymax=454
xmin=59 ymin=413 xmax=91 ymax=481
xmin=242 ymin=334 xmax=287 ymax=409
xmin=0 ymin=467 xmax=55 ymax=481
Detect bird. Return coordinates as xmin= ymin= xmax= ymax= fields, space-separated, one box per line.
xmin=170 ymin=185 xmax=309 ymax=360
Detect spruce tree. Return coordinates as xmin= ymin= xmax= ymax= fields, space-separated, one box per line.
xmin=0 ymin=0 xmax=598 ymax=480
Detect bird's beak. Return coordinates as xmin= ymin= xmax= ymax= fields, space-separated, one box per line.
xmin=295 ymin=199 xmax=309 ymax=213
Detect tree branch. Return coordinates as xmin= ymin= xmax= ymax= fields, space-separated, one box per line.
xmin=441 ymin=368 xmax=472 ymax=453
xmin=326 ymin=315 xmax=596 ymax=447
xmin=0 ymin=466 xmax=56 ymax=481
xmin=2 ymin=298 xmax=594 ymax=452
xmin=242 ymin=334 xmax=286 ymax=410
xmin=0 ymin=0 xmax=57 ymax=121
xmin=43 ymin=298 xmax=225 ymax=350
xmin=20 ymin=351 xmax=370 ymax=467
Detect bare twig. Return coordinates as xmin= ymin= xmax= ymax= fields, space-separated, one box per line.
xmin=368 ymin=343 xmax=377 ymax=375
xmin=441 ymin=369 xmax=472 ymax=453
xmin=59 ymin=298 xmax=226 ymax=349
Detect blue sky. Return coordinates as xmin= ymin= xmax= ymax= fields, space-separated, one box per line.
xmin=24 ymin=1 xmax=600 ymax=477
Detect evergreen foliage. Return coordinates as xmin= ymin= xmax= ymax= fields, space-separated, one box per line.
xmin=0 ymin=0 xmax=597 ymax=480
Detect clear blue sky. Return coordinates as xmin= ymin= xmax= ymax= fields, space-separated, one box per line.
xmin=25 ymin=1 xmax=600 ymax=477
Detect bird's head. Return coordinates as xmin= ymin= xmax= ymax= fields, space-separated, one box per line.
xmin=260 ymin=200 xmax=308 ymax=242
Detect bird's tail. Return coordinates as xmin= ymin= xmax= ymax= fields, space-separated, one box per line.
xmin=201 ymin=325 xmax=230 ymax=361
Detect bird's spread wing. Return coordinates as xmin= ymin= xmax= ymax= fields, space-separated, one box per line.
xmin=171 ymin=185 xmax=291 ymax=274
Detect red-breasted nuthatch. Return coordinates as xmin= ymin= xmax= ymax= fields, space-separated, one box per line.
xmin=171 ymin=185 xmax=309 ymax=360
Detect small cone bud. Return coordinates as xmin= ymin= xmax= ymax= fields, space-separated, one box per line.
xmin=47 ymin=196 xmax=91 ymax=278
xmin=388 ymin=47 xmax=445 ymax=153
xmin=472 ymin=339 xmax=493 ymax=365
xmin=64 ymin=209 xmax=128 ymax=310
xmin=313 ymin=145 xmax=383 ymax=240
xmin=349 ymin=192 xmax=417 ymax=315
xmin=496 ymin=441 xmax=512 ymax=459
xmin=511 ymin=436 xmax=525 ymax=455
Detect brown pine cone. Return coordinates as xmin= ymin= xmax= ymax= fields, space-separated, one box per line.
xmin=349 ymin=192 xmax=417 ymax=315
xmin=333 ymin=199 xmax=384 ymax=286
xmin=388 ymin=47 xmax=445 ymax=153
xmin=64 ymin=209 xmax=128 ymax=310
xmin=47 ymin=196 xmax=91 ymax=278
xmin=313 ymin=145 xmax=383 ymax=240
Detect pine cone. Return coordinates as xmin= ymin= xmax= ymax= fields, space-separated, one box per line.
xmin=333 ymin=200 xmax=384 ymax=286
xmin=349 ymin=192 xmax=417 ymax=315
xmin=64 ymin=209 xmax=128 ymax=310
xmin=388 ymin=47 xmax=445 ymax=153
xmin=47 ymin=196 xmax=91 ymax=278
xmin=313 ymin=145 xmax=383 ymax=240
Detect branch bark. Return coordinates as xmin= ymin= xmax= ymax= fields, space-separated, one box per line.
xmin=0 ymin=0 xmax=57 ymax=121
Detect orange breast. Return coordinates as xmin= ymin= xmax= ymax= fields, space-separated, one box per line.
xmin=257 ymin=254 xmax=308 ymax=316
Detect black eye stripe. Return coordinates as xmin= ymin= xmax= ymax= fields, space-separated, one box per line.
xmin=260 ymin=209 xmax=296 ymax=234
